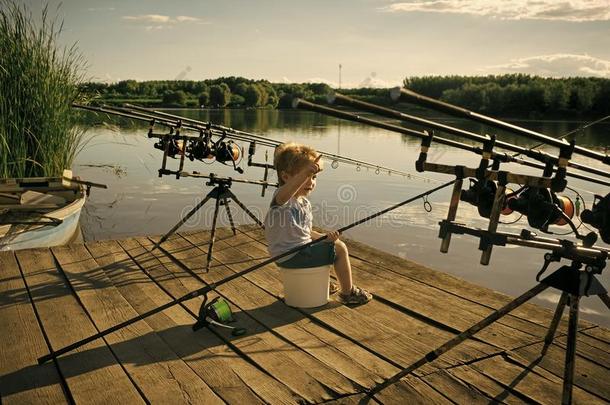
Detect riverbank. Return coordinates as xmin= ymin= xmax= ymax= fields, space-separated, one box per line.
xmin=82 ymin=74 xmax=610 ymax=119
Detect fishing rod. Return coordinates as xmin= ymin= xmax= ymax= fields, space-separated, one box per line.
xmin=37 ymin=178 xmax=457 ymax=365
xmin=77 ymin=103 xmax=428 ymax=180
xmin=292 ymin=98 xmax=610 ymax=188
xmin=390 ymin=87 xmax=610 ymax=166
xmin=118 ymin=103 xmax=427 ymax=179
xmin=511 ymin=114 xmax=610 ymax=160
xmin=328 ymin=92 xmax=610 ymax=181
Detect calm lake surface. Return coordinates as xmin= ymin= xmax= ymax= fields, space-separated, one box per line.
xmin=75 ymin=109 xmax=610 ymax=327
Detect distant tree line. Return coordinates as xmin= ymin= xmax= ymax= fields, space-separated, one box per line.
xmin=81 ymin=74 xmax=610 ymax=117
xmin=402 ymin=75 xmax=610 ymax=118
xmin=81 ymin=77 xmax=332 ymax=109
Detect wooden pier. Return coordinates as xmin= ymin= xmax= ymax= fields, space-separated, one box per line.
xmin=1 ymin=225 xmax=609 ymax=404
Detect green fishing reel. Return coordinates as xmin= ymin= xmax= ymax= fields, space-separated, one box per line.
xmin=192 ymin=295 xmax=246 ymax=336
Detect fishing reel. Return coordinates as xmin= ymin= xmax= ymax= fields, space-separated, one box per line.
xmin=153 ymin=136 xmax=183 ymax=158
xmin=215 ymin=140 xmax=241 ymax=165
xmin=189 ymin=130 xmax=243 ymax=173
xmin=460 ymin=179 xmax=514 ymax=218
xmin=192 ymin=295 xmax=246 ymax=336
xmin=187 ymin=129 xmax=214 ymax=160
xmin=581 ymin=193 xmax=610 ymax=244
xmin=508 ymin=187 xmax=574 ymax=231
xmin=154 ymin=127 xmax=244 ymax=174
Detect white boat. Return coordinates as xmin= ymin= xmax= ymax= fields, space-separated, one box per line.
xmin=0 ymin=170 xmax=88 ymax=251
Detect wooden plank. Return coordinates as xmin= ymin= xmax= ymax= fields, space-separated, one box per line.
xmin=582 ymin=326 xmax=610 ymax=346
xmin=93 ymin=237 xmax=289 ymax=404
xmin=553 ymin=333 xmax=610 ymax=369
xmin=511 ymin=341 xmax=610 ymax=400
xmin=238 ymin=227 xmax=543 ymax=350
xmin=320 ymin=227 xmax=557 ymax=339
xmin=122 ymin=236 xmax=307 ymax=404
xmin=469 ymin=355 xmax=606 ymax=404
xmin=206 ymin=228 xmax=544 ymax=403
xmin=50 ymin=244 xmax=224 ymax=404
xmin=224 ymin=226 xmax=608 ymax=398
xmin=15 ymin=248 xmax=145 ymax=404
xmin=140 ymin=235 xmax=353 ymax=403
xmin=448 ymin=364 xmax=545 ymax=404
xmin=342 ymin=233 xmax=590 ymax=332
xmin=214 ymin=228 xmax=506 ymax=363
xmin=0 ymin=251 xmax=67 ymax=405
xmin=421 ymin=370 xmax=494 ymax=405
xmin=171 ymin=233 xmax=401 ymax=389
xmin=178 ymin=229 xmax=447 ymax=376
xmin=373 ymin=375 xmax=451 ymax=404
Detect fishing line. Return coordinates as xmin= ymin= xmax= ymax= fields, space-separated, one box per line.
xmin=550 ymin=186 xmax=595 ymax=236
xmin=510 ymin=114 xmax=610 ymax=161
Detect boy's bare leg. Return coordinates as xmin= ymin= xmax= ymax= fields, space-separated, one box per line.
xmin=333 ymin=240 xmax=353 ymax=294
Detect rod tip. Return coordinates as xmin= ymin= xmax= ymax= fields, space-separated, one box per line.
xmin=390 ymin=87 xmax=402 ymax=101
xmin=326 ymin=92 xmax=336 ymax=104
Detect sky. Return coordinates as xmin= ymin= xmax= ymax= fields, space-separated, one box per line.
xmin=22 ymin=0 xmax=610 ymax=86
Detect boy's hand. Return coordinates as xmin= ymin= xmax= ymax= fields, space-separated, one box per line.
xmin=325 ymin=230 xmax=340 ymax=242
xmin=306 ymin=155 xmax=322 ymax=175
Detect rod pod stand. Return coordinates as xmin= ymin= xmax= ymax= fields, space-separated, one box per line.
xmin=151 ymin=173 xmax=264 ymax=272
xmin=429 ymin=135 xmax=574 ymax=264
xmin=365 ymin=254 xmax=610 ymax=404
xmin=247 ymin=141 xmax=274 ymax=197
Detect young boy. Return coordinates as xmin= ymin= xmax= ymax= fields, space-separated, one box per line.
xmin=264 ymin=142 xmax=372 ymax=305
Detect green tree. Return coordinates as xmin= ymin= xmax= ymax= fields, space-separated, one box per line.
xmin=235 ymin=82 xmax=249 ymax=96
xmin=244 ymin=85 xmax=262 ymax=107
xmin=162 ymin=90 xmax=187 ymax=106
xmin=116 ymin=80 xmax=138 ymax=96
xmin=209 ymin=84 xmax=230 ymax=107
xmin=198 ymin=92 xmax=209 ymax=107
xmin=230 ymin=94 xmax=245 ymax=107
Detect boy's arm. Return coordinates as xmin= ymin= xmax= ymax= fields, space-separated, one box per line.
xmin=274 ymin=155 xmax=321 ymax=205
xmin=310 ymin=230 xmax=325 ymax=239
xmin=311 ymin=229 xmax=340 ymax=241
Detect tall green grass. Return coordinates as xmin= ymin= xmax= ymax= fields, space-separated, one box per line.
xmin=0 ymin=1 xmax=86 ymax=178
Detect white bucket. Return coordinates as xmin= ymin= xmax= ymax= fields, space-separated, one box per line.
xmin=280 ymin=265 xmax=331 ymax=308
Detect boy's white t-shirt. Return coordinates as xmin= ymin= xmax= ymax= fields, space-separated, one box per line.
xmin=264 ymin=189 xmax=312 ymax=262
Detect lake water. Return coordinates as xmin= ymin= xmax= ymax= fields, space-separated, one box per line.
xmin=74 ymin=109 xmax=610 ymax=327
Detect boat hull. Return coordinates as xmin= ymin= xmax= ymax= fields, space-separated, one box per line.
xmin=0 ymin=192 xmax=86 ymax=251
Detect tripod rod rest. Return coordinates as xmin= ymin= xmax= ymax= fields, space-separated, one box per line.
xmin=439 ymin=221 xmax=608 ymax=268
xmin=205 ymin=173 xmax=232 ymax=187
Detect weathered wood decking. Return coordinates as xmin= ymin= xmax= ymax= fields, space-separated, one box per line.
xmin=1 ymin=225 xmax=609 ymax=404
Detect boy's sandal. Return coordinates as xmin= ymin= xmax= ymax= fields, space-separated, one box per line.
xmin=329 ymin=281 xmax=339 ymax=295
xmin=337 ymin=286 xmax=373 ymax=306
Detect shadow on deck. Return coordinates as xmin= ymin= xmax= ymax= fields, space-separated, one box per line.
xmin=1 ymin=225 xmax=609 ymax=404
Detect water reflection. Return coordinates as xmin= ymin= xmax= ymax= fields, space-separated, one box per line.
xmin=75 ymin=109 xmax=610 ymax=327
xmin=79 ymin=108 xmax=610 ymax=148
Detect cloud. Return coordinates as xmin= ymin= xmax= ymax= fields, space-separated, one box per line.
xmin=123 ymin=14 xmax=171 ymax=23
xmin=380 ymin=1 xmax=610 ymax=22
xmin=122 ymin=14 xmax=208 ymax=28
xmin=486 ymin=54 xmax=610 ymax=77
xmin=176 ymin=16 xmax=204 ymax=23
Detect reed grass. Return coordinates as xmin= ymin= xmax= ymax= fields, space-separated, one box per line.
xmin=0 ymin=1 xmax=86 ymax=178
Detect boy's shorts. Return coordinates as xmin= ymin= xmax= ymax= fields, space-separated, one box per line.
xmin=277 ymin=241 xmax=336 ymax=268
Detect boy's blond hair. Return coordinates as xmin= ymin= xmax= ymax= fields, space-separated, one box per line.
xmin=274 ymin=142 xmax=322 ymax=185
